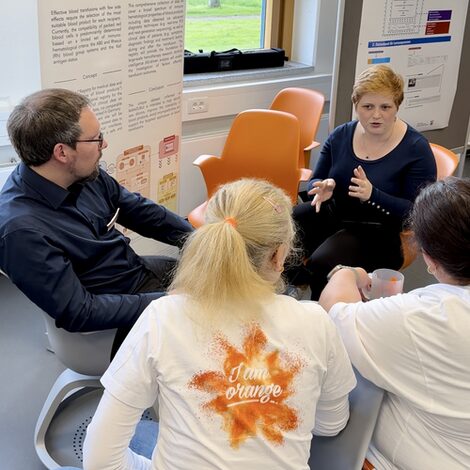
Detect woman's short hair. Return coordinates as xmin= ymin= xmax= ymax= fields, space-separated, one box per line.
xmin=171 ymin=179 xmax=295 ymax=317
xmin=7 ymin=88 xmax=90 ymax=166
xmin=351 ymin=64 xmax=404 ymax=108
xmin=411 ymin=177 xmax=470 ymax=283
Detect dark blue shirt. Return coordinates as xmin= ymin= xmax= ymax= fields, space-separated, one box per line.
xmin=310 ymin=121 xmax=437 ymax=229
xmin=0 ymin=164 xmax=193 ymax=331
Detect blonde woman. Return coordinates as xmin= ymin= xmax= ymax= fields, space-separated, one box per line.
xmin=83 ymin=179 xmax=356 ymax=470
xmin=288 ymin=65 xmax=436 ymax=299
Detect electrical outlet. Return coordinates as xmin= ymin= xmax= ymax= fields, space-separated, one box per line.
xmin=188 ymin=97 xmax=208 ymax=115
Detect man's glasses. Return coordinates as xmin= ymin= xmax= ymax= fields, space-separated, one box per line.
xmin=74 ymin=131 xmax=104 ymax=149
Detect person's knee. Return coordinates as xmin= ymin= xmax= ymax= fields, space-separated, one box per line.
xmin=292 ymin=201 xmax=316 ymax=224
xmin=142 ymin=255 xmax=177 ymax=274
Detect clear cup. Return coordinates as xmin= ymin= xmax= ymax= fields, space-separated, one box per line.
xmin=366 ymin=268 xmax=404 ymax=299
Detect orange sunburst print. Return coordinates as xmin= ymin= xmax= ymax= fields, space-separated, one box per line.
xmin=188 ymin=323 xmax=302 ymax=449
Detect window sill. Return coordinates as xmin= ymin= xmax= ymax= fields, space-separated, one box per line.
xmin=183 ymin=61 xmax=316 ymax=89
xmin=182 ymin=61 xmax=331 ymax=123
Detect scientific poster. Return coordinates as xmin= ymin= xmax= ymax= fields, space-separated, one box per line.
xmin=37 ymin=0 xmax=184 ymax=215
xmin=355 ymin=0 xmax=468 ymax=131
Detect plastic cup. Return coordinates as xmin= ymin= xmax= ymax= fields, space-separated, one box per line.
xmin=368 ymin=268 xmax=404 ymax=299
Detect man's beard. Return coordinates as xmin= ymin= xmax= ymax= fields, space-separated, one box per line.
xmin=79 ymin=166 xmax=99 ymax=183
xmin=76 ymin=154 xmax=101 ymax=184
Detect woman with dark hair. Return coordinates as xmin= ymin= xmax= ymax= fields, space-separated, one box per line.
xmin=288 ymin=64 xmax=436 ymax=299
xmin=320 ymin=177 xmax=470 ymax=469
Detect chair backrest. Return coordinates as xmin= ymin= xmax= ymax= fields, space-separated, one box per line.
xmin=400 ymin=143 xmax=459 ymax=270
xmin=42 ymin=312 xmax=115 ymax=376
xmin=270 ymin=87 xmax=325 ymax=168
xmin=430 ymin=143 xmax=459 ymax=179
xmin=206 ymin=109 xmax=302 ymax=202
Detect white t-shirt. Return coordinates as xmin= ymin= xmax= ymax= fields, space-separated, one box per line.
xmin=87 ymin=294 xmax=355 ymax=470
xmin=330 ymin=283 xmax=470 ymax=470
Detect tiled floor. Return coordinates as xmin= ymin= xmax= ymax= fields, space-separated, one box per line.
xmin=0 ymin=275 xmax=64 ymax=469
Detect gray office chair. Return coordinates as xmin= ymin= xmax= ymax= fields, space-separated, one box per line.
xmin=309 ymin=368 xmax=384 ymax=470
xmin=34 ymin=312 xmax=117 ymax=469
xmin=53 ymin=468 xmax=82 ymax=470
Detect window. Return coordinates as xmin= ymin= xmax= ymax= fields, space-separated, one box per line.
xmin=184 ymin=0 xmax=295 ymax=56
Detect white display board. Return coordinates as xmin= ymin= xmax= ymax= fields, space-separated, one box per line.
xmin=38 ymin=0 xmax=185 ymax=215
xmin=355 ymin=0 xmax=468 ymax=131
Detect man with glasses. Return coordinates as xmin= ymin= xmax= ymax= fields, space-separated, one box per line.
xmin=0 ymin=88 xmax=193 ymax=354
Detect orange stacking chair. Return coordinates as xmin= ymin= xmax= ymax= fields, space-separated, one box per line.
xmin=400 ymin=143 xmax=459 ymax=269
xmin=270 ymin=87 xmax=325 ymax=169
xmin=188 ymin=109 xmax=312 ymax=228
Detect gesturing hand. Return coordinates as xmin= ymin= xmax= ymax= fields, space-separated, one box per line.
xmin=349 ymin=166 xmax=373 ymax=202
xmin=308 ymin=178 xmax=336 ymax=213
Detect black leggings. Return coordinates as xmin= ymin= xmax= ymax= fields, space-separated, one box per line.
xmin=111 ymin=255 xmax=177 ymax=359
xmin=286 ymin=201 xmax=403 ymax=299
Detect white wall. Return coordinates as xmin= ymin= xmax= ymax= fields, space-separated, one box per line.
xmin=0 ymin=2 xmax=41 ymax=104
xmin=0 ymin=1 xmax=41 ymax=165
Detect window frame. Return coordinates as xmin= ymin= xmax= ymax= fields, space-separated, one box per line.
xmin=183 ymin=0 xmax=296 ymax=75
xmin=265 ymin=0 xmax=295 ymax=58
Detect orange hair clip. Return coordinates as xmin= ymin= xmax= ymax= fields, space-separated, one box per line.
xmin=224 ymin=217 xmax=238 ymax=228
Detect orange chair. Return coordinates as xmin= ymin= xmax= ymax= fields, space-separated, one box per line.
xmin=188 ymin=109 xmax=312 ymax=228
xmin=400 ymin=143 xmax=459 ymax=269
xmin=269 ymin=87 xmax=325 ymax=169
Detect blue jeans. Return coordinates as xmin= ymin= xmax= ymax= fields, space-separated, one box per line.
xmin=129 ymin=419 xmax=159 ymax=458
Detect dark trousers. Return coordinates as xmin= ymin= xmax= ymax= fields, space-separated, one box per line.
xmin=110 ymin=255 xmax=177 ymax=358
xmin=286 ymin=201 xmax=403 ymax=300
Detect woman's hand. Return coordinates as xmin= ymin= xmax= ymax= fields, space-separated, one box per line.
xmin=349 ymin=166 xmax=373 ymax=202
xmin=319 ymin=266 xmax=370 ymax=310
xmin=353 ymin=267 xmax=371 ymax=291
xmin=308 ymin=178 xmax=336 ymax=213
xmin=352 ymin=267 xmax=372 ymax=302
xmin=353 ymin=267 xmax=372 ymax=301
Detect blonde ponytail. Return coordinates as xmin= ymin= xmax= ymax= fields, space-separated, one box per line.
xmin=171 ymin=179 xmax=294 ymax=320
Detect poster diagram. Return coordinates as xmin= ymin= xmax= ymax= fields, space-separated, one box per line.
xmin=158 ymin=172 xmax=177 ymax=212
xmin=158 ymin=134 xmax=179 ymax=170
xmin=355 ymin=0 xmax=468 ymax=131
xmin=382 ymin=0 xmax=425 ymax=36
xmin=116 ymin=145 xmax=151 ymax=198
xmin=159 ymin=134 xmax=179 ymax=159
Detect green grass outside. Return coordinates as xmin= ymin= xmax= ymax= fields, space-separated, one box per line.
xmin=185 ymin=17 xmax=262 ymax=52
xmin=185 ymin=1 xmax=263 ymax=51
xmin=186 ymin=0 xmax=262 ymax=17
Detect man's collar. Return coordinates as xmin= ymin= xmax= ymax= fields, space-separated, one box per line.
xmin=19 ymin=163 xmax=83 ymax=209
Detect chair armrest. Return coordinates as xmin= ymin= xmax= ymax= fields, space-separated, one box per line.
xmin=400 ymin=230 xmax=418 ymax=270
xmin=309 ymin=368 xmax=384 ymax=470
xmin=192 ymin=154 xmax=219 ymax=167
xmin=188 ymin=201 xmax=208 ymax=229
xmin=304 ymin=141 xmax=321 ymax=151
xmin=193 ymin=154 xmax=224 ymax=197
xmin=300 ymin=168 xmax=313 ymax=181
